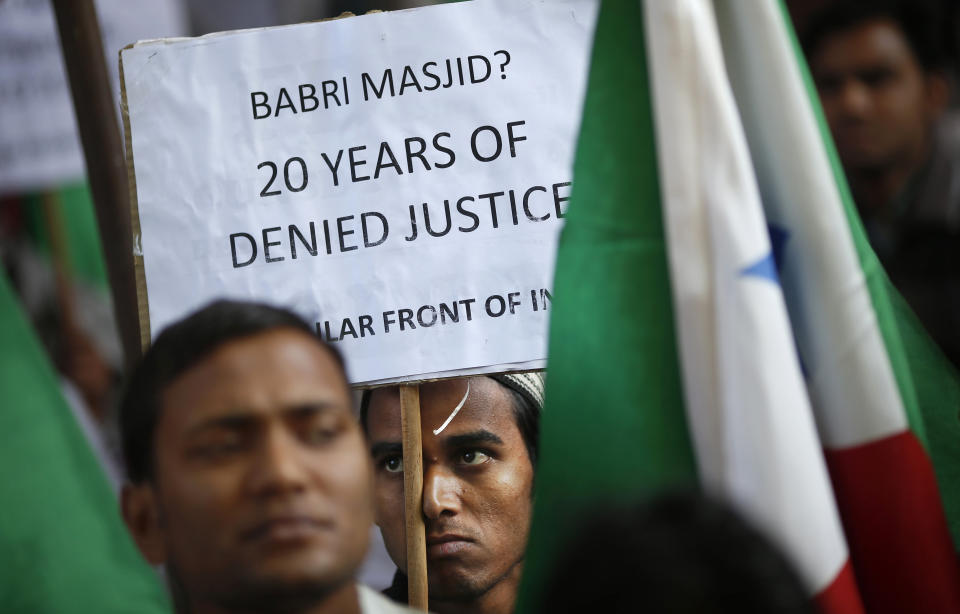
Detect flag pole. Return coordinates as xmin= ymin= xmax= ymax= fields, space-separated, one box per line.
xmin=51 ymin=0 xmax=142 ymax=370
xmin=400 ymin=384 xmax=428 ymax=610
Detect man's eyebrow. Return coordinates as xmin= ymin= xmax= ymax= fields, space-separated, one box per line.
xmin=186 ymin=402 xmax=342 ymax=435
xmin=283 ymin=402 xmax=344 ymax=419
xmin=370 ymin=441 xmax=402 ymax=458
xmin=444 ymin=430 xmax=504 ymax=448
xmin=186 ymin=412 xmax=258 ymax=435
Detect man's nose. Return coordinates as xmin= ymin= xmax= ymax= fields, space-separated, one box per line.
xmin=422 ymin=465 xmax=461 ymax=520
xmin=246 ymin=427 xmax=309 ymax=498
xmin=836 ymin=80 xmax=872 ymax=117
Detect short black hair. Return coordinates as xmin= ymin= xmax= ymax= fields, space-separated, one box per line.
xmin=119 ymin=300 xmax=345 ymax=484
xmin=359 ymin=379 xmax=541 ymax=467
xmin=538 ymin=492 xmax=814 ymax=614
xmin=801 ymin=0 xmax=951 ymax=72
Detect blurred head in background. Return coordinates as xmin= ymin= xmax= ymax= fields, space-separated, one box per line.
xmin=803 ymin=0 xmax=951 ymax=211
xmin=538 ymin=493 xmax=815 ymax=614
xmin=119 ymin=300 xmax=374 ymax=614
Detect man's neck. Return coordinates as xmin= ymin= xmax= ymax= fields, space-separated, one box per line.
xmin=186 ymin=582 xmax=362 ymax=614
xmin=848 ymin=164 xmax=916 ymax=215
xmin=430 ymin=561 xmax=523 ymax=614
xmin=848 ymin=137 xmax=933 ymax=215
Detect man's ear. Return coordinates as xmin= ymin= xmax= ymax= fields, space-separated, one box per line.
xmin=925 ymin=70 xmax=951 ymax=119
xmin=121 ymin=482 xmax=166 ymax=565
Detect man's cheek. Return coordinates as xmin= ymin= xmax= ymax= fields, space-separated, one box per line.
xmin=163 ymin=475 xmax=238 ymax=541
xmin=374 ymin=484 xmax=407 ymax=572
xmin=373 ymin=479 xmax=403 ymax=528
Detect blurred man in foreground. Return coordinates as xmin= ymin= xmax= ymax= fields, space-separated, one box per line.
xmin=118 ymin=300 xmax=414 ymax=614
xmin=362 ymin=374 xmax=543 ymax=614
xmin=804 ymin=0 xmax=960 ymax=365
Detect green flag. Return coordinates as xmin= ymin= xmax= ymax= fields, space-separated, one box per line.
xmin=516 ymin=2 xmax=698 ymax=609
xmin=520 ymin=1 xmax=960 ymax=612
xmin=715 ymin=3 xmax=960 ymax=610
xmin=0 ymin=273 xmax=170 ymax=613
xmin=25 ymin=183 xmax=109 ymax=291
xmin=518 ymin=0 xmax=883 ymax=610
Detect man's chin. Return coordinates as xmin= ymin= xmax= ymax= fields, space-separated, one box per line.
xmin=241 ymin=550 xmax=354 ymax=592
xmin=222 ymin=564 xmax=354 ymax=612
xmin=426 ymin=563 xmax=491 ymax=601
xmin=834 ymin=138 xmax=897 ymax=172
xmin=167 ymin=554 xmax=354 ymax=614
xmin=222 ymin=579 xmax=344 ymax=613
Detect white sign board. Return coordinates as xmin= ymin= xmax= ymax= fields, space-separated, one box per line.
xmin=121 ymin=0 xmax=596 ymax=386
xmin=0 ymin=0 xmax=186 ymax=194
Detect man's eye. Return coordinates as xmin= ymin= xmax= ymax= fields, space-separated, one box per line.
xmin=191 ymin=437 xmax=243 ymax=458
xmin=303 ymin=415 xmax=344 ymax=445
xmin=460 ymin=450 xmax=490 ymax=466
xmin=860 ymin=68 xmax=894 ymax=88
xmin=305 ymin=425 xmax=340 ymax=445
xmin=383 ymin=456 xmax=403 ymax=473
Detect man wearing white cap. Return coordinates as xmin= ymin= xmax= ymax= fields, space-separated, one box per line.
xmin=361 ymin=374 xmax=544 ymax=614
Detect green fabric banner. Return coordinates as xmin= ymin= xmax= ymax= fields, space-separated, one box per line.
xmin=0 ymin=273 xmax=169 ymax=613
xmin=516 ymin=2 xmax=698 ymax=610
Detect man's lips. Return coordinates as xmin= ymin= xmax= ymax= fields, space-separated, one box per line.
xmin=426 ymin=533 xmax=474 ymax=557
xmin=240 ymin=516 xmax=332 ymax=543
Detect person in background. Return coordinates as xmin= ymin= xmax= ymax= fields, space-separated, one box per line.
xmin=803 ymin=0 xmax=960 ymax=367
xmin=118 ymin=300 xmax=415 ymax=614
xmin=362 ymin=373 xmax=543 ymax=614
xmin=537 ymin=493 xmax=816 ymax=614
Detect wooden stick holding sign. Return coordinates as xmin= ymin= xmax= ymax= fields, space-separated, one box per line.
xmin=400 ymin=384 xmax=429 ymax=610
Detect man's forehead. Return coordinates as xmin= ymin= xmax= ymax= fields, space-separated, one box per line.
xmin=182 ymin=401 xmax=350 ymax=432
xmin=367 ymin=377 xmax=515 ymax=436
xmin=423 ymin=394 xmax=514 ymax=437
xmin=160 ymin=329 xmax=350 ymax=431
xmin=816 ymin=19 xmax=915 ymax=68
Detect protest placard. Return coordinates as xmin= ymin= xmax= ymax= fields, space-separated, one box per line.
xmin=0 ymin=0 xmax=186 ymax=194
xmin=121 ymin=0 xmax=596 ymax=386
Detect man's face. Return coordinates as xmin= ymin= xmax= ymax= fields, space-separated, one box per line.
xmin=810 ymin=18 xmax=942 ymax=172
xmin=367 ymin=377 xmax=534 ymax=602
xmin=123 ymin=329 xmax=372 ymax=611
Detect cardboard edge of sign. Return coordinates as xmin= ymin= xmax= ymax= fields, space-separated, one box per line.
xmin=118 ymin=41 xmax=152 ymax=354
xmin=353 ymin=367 xmax=547 ymax=391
